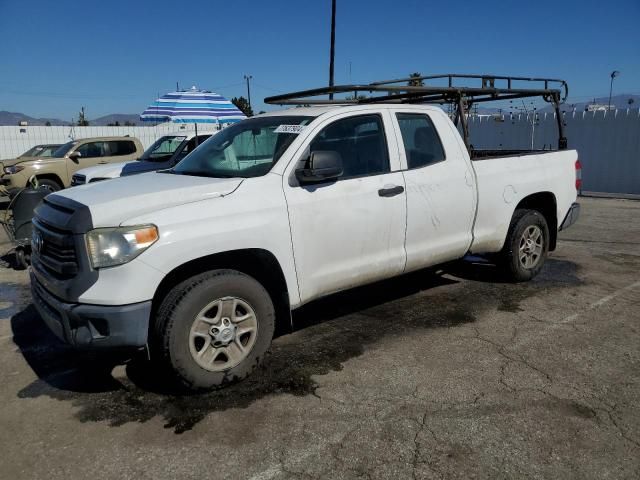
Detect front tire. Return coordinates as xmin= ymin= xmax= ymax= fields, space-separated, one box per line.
xmin=35 ymin=178 xmax=62 ymax=192
xmin=153 ymin=269 xmax=275 ymax=391
xmin=499 ymin=209 xmax=549 ymax=282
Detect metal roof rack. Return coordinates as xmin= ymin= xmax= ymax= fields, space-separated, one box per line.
xmin=264 ymin=74 xmax=569 ymax=150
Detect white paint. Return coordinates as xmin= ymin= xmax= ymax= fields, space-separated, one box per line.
xmin=42 ymin=104 xmax=578 ymax=310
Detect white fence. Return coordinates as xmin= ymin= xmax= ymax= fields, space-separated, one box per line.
xmin=2 ymin=110 xmax=639 ymax=195
xmin=467 ymin=109 xmax=640 ymax=195
xmin=0 ymin=124 xmax=220 ymax=160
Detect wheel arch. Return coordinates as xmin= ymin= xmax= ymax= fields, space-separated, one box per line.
xmin=513 ymin=191 xmax=558 ymax=250
xmin=151 ymin=248 xmax=292 ymax=336
xmin=32 ymin=173 xmax=64 ymax=189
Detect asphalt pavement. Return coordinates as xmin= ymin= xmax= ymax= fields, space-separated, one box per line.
xmin=0 ymin=196 xmax=638 ymax=479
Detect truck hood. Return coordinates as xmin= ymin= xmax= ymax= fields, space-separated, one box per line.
xmin=1 ymin=156 xmax=54 ymax=168
xmin=76 ymin=161 xmax=128 ymax=180
xmin=56 ymin=171 xmax=244 ymax=227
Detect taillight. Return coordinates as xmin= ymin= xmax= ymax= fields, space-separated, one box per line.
xmin=575 ymin=159 xmax=582 ymax=191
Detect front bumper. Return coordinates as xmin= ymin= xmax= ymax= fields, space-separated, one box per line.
xmin=30 ymin=271 xmax=151 ymax=348
xmin=0 ymin=176 xmax=11 ymax=187
xmin=560 ymin=202 xmax=580 ymax=230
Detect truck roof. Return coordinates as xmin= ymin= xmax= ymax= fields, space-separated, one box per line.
xmin=257 ymin=104 xmax=443 ymax=119
xmin=68 ymin=136 xmax=142 ymax=143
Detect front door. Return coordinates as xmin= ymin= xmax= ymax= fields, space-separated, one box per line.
xmin=284 ymin=112 xmax=407 ymax=303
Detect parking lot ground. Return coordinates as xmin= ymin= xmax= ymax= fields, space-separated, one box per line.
xmin=0 ymin=196 xmax=639 ymax=480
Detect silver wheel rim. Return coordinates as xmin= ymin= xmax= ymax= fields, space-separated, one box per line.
xmin=518 ymin=225 xmax=544 ymax=269
xmin=188 ymin=296 xmax=258 ymax=372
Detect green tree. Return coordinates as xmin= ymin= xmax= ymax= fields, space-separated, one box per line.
xmin=232 ymin=96 xmax=253 ymax=117
xmin=107 ymin=121 xmax=121 ymax=126
xmin=77 ymin=107 xmax=89 ymax=126
xmin=124 ymin=120 xmax=135 ymax=126
xmin=408 ymin=72 xmax=424 ymax=87
xmin=45 ymin=121 xmax=51 ymax=126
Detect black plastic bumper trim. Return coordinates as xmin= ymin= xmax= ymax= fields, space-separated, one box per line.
xmin=559 ymin=202 xmax=580 ymax=231
xmin=30 ymin=272 xmax=151 ymax=348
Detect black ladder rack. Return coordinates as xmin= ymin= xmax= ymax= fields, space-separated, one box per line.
xmin=264 ymin=73 xmax=569 ymax=151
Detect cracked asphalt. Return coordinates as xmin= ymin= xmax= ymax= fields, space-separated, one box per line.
xmin=0 ymin=196 xmax=639 ymax=479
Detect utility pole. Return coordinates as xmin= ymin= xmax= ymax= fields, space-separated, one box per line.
xmin=608 ymin=70 xmax=620 ymax=111
xmin=328 ymin=0 xmax=336 ymax=99
xmin=244 ymin=74 xmax=253 ymax=108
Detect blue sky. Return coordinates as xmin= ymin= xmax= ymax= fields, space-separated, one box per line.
xmin=0 ymin=0 xmax=638 ymax=119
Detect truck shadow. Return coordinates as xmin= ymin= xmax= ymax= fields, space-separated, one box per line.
xmin=11 ymin=258 xmax=580 ymax=433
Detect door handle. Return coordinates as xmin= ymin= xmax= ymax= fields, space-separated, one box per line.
xmin=378 ymin=185 xmax=404 ymax=197
xmin=98 ymin=161 xmax=108 ymax=164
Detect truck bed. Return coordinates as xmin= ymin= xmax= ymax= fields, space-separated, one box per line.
xmin=469 ymin=149 xmax=578 ymax=254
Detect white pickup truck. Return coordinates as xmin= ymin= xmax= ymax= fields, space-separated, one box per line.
xmin=29 ymin=86 xmax=581 ymax=390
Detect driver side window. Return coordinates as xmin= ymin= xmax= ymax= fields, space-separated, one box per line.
xmin=76 ymin=141 xmax=105 ymax=158
xmin=309 ymin=114 xmax=390 ymax=179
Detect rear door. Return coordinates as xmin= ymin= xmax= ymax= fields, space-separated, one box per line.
xmin=284 ymin=111 xmax=407 ymax=303
xmin=105 ymin=140 xmax=139 ymax=163
xmin=391 ymin=110 xmax=476 ymax=270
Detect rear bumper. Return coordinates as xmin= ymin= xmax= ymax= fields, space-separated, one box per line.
xmin=560 ymin=202 xmax=580 ymax=230
xmin=30 ymin=271 xmax=151 ymax=348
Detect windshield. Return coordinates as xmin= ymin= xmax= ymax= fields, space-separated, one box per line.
xmin=171 ymin=116 xmax=314 ymax=178
xmin=52 ymin=141 xmax=77 ymax=158
xmin=20 ymin=145 xmax=60 ymax=157
xmin=140 ymin=135 xmax=187 ymax=162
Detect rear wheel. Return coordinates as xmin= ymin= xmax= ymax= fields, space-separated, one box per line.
xmin=499 ymin=209 xmax=549 ymax=282
xmin=152 ymin=269 xmax=275 ymax=391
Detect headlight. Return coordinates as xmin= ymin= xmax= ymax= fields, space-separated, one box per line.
xmin=86 ymin=225 xmax=158 ymax=269
xmin=3 ymin=165 xmax=24 ymax=175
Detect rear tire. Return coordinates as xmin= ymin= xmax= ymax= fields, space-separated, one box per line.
xmin=152 ymin=269 xmax=275 ymax=391
xmin=499 ymin=209 xmax=549 ymax=282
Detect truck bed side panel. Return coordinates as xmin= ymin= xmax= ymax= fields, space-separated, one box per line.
xmin=470 ymin=149 xmax=578 ymax=254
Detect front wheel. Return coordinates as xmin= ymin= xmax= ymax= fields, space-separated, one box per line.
xmin=498 ymin=209 xmax=550 ymax=282
xmin=152 ymin=270 xmax=275 ymax=391
xmin=34 ymin=178 xmax=62 ymax=192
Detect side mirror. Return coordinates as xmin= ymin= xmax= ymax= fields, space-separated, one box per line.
xmin=68 ymin=151 xmax=81 ymax=161
xmin=295 ymin=150 xmax=343 ymax=184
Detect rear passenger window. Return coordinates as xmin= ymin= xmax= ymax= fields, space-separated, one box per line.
xmin=108 ymin=140 xmax=137 ymax=156
xmin=309 ymin=114 xmax=389 ymax=178
xmin=396 ymin=113 xmax=445 ymax=169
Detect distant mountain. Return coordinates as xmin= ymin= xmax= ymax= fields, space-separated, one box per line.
xmin=0 ymin=111 xmax=70 ymax=126
xmin=0 ymin=111 xmax=141 ymax=126
xmin=90 ymin=113 xmax=141 ymax=126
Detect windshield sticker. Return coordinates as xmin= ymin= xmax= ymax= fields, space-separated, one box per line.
xmin=274 ymin=124 xmax=306 ymax=134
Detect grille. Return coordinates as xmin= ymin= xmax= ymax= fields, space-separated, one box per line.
xmin=32 ymin=219 xmax=78 ymax=278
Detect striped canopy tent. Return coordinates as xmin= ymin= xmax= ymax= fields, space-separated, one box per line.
xmin=139 ymin=86 xmax=246 ymax=129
